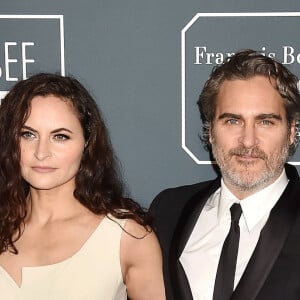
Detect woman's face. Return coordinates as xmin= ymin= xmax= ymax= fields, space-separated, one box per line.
xmin=20 ymin=95 xmax=85 ymax=192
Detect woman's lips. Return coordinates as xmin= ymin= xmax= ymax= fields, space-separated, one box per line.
xmin=32 ymin=166 xmax=57 ymax=173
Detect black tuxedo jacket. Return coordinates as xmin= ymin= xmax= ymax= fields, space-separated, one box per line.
xmin=150 ymin=164 xmax=300 ymax=300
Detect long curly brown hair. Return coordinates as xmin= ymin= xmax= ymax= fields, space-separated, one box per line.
xmin=0 ymin=73 xmax=151 ymax=254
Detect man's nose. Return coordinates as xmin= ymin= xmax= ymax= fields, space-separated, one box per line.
xmin=238 ymin=123 xmax=258 ymax=148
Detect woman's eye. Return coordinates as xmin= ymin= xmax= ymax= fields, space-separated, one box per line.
xmin=53 ymin=134 xmax=70 ymax=141
xmin=21 ymin=131 xmax=35 ymax=139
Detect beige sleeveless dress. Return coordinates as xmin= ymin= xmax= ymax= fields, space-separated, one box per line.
xmin=0 ymin=215 xmax=127 ymax=299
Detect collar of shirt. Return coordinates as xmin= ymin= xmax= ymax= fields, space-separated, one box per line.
xmin=216 ymin=170 xmax=289 ymax=232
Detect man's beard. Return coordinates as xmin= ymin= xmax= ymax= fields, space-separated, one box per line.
xmin=211 ymin=141 xmax=290 ymax=194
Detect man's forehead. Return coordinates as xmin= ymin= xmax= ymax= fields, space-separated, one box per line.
xmin=214 ymin=78 xmax=287 ymax=120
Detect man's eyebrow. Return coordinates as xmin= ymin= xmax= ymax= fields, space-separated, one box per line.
xmin=217 ymin=113 xmax=282 ymax=121
xmin=255 ymin=113 xmax=282 ymax=121
xmin=21 ymin=125 xmax=74 ymax=134
xmin=217 ymin=113 xmax=241 ymax=120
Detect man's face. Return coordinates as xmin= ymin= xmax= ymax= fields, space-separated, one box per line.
xmin=210 ymin=75 xmax=295 ymax=199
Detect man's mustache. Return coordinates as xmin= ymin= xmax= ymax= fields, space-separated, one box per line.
xmin=229 ymin=147 xmax=267 ymax=160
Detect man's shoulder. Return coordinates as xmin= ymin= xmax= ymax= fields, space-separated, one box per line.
xmin=149 ymin=179 xmax=216 ymax=218
xmin=149 ymin=179 xmax=219 ymax=259
xmin=153 ymin=180 xmax=215 ymax=202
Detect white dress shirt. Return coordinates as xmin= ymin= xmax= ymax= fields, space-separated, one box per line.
xmin=179 ymin=170 xmax=289 ymax=300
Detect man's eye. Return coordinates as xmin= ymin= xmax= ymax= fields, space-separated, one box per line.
xmin=21 ymin=131 xmax=35 ymax=139
xmin=53 ymin=134 xmax=70 ymax=141
xmin=225 ymin=119 xmax=239 ymax=125
xmin=260 ymin=120 xmax=273 ymax=126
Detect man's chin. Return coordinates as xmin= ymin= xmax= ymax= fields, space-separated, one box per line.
xmin=225 ymin=169 xmax=275 ymax=192
xmin=229 ymin=163 xmax=264 ymax=177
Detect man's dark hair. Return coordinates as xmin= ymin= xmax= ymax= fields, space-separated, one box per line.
xmin=198 ymin=49 xmax=300 ymax=155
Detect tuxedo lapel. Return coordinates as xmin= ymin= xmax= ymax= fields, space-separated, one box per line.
xmin=232 ymin=176 xmax=300 ymax=300
xmin=169 ymin=178 xmax=221 ymax=300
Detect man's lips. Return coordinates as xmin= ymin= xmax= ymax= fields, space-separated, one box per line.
xmin=236 ymin=154 xmax=262 ymax=159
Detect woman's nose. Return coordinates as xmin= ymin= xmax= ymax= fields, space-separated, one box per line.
xmin=34 ymin=139 xmax=52 ymax=160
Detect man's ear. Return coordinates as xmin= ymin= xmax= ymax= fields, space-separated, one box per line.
xmin=209 ymin=122 xmax=213 ymax=144
xmin=289 ymin=120 xmax=297 ymax=145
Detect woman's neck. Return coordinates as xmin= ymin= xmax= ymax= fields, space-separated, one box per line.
xmin=26 ymin=187 xmax=86 ymax=225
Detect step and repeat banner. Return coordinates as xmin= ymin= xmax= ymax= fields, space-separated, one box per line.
xmin=1 ymin=1 xmax=300 ymax=206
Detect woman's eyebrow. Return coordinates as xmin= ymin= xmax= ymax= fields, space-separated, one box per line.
xmin=21 ymin=125 xmax=37 ymax=133
xmin=51 ymin=128 xmax=74 ymax=134
xmin=22 ymin=125 xmax=74 ymax=134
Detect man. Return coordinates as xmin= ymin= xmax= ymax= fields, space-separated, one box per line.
xmin=150 ymin=49 xmax=300 ymax=300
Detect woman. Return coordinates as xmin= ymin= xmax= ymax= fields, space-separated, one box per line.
xmin=0 ymin=73 xmax=165 ymax=299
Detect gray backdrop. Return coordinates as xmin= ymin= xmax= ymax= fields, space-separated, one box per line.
xmin=1 ymin=0 xmax=300 ymax=207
